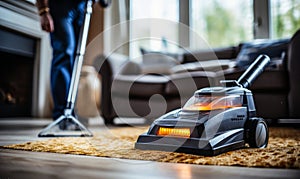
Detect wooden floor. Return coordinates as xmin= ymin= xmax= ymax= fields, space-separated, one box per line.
xmin=0 ymin=118 xmax=299 ymax=179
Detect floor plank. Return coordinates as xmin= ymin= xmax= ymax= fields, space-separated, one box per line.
xmin=0 ymin=118 xmax=299 ymax=179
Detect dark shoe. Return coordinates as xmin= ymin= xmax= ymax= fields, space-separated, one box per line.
xmin=58 ymin=118 xmax=81 ymax=131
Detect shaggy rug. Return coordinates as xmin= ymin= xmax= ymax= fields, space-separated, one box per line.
xmin=2 ymin=127 xmax=300 ymax=169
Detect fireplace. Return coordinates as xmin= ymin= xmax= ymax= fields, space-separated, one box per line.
xmin=0 ymin=0 xmax=52 ymax=118
xmin=0 ymin=28 xmax=35 ymax=117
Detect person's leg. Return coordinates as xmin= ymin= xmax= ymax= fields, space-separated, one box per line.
xmin=48 ymin=0 xmax=86 ymax=120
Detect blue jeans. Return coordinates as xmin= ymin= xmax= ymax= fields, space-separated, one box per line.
xmin=49 ymin=0 xmax=86 ymax=119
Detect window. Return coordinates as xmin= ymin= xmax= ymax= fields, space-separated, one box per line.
xmin=270 ymin=0 xmax=300 ymax=39
xmin=130 ymin=0 xmax=179 ymax=60
xmin=190 ymin=0 xmax=253 ymax=48
xmin=129 ymin=0 xmax=299 ymax=57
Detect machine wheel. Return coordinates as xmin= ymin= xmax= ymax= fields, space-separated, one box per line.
xmin=245 ymin=117 xmax=269 ymax=148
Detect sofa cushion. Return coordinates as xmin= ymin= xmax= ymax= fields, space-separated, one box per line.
xmin=140 ymin=48 xmax=184 ymax=74
xmin=251 ymin=70 xmax=289 ymax=91
xmin=183 ymin=46 xmax=237 ymax=63
xmin=236 ymin=38 xmax=290 ymax=67
xmin=165 ymin=71 xmax=216 ymax=97
xmin=112 ymin=74 xmax=170 ymax=98
xmin=170 ymin=59 xmax=235 ymax=73
xmin=254 ymin=93 xmax=288 ymax=119
xmin=216 ymin=68 xmax=289 ymax=91
xmin=140 ymin=47 xmax=184 ymax=63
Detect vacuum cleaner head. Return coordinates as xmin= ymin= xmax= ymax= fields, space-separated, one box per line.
xmin=135 ymin=55 xmax=270 ymax=156
xmin=38 ymin=112 xmax=93 ymax=137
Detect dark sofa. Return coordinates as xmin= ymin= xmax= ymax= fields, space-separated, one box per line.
xmin=94 ymin=29 xmax=300 ymax=124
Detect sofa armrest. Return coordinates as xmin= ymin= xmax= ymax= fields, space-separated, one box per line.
xmin=93 ymin=53 xmax=129 ymax=121
xmin=288 ymin=29 xmax=300 ymax=118
xmin=170 ymin=59 xmax=236 ymax=74
xmin=118 ymin=60 xmax=142 ymax=75
xmin=216 ymin=66 xmax=289 ymax=91
xmin=183 ymin=46 xmax=238 ymax=63
xmin=93 ymin=53 xmax=129 ymax=77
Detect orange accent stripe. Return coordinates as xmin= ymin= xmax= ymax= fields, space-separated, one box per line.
xmin=184 ymin=103 xmax=242 ymax=111
xmin=157 ymin=127 xmax=191 ymax=138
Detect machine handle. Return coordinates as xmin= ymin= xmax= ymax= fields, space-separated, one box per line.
xmin=237 ymin=54 xmax=270 ymax=88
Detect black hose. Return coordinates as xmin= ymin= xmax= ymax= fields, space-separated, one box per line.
xmin=237 ymin=55 xmax=270 ymax=88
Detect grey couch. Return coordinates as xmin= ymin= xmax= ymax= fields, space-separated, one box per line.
xmin=94 ymin=29 xmax=300 ymax=124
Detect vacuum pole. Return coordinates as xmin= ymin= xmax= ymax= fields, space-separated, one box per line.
xmin=237 ymin=55 xmax=270 ymax=89
xmin=66 ymin=0 xmax=93 ymax=111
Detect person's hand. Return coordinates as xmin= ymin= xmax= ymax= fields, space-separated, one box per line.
xmin=40 ymin=13 xmax=54 ymax=32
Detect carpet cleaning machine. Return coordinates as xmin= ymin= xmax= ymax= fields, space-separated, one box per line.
xmin=38 ymin=0 xmax=111 ymax=137
xmin=135 ymin=55 xmax=270 ymax=156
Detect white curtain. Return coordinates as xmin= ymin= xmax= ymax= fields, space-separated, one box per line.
xmin=103 ymin=0 xmax=130 ymax=56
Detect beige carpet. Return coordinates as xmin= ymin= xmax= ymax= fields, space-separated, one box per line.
xmin=2 ymin=127 xmax=300 ymax=169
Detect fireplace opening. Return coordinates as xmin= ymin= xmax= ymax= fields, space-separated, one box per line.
xmin=0 ymin=27 xmax=36 ymax=117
